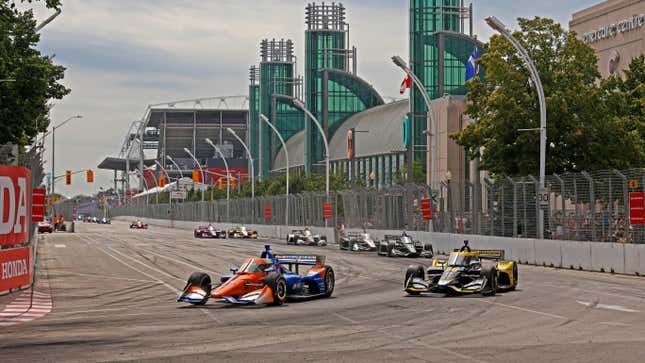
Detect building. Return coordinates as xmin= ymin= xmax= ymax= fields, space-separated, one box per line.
xmin=570 ymin=0 xmax=645 ymax=78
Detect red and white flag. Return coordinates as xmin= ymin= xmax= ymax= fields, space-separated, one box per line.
xmin=399 ymin=74 xmax=411 ymax=95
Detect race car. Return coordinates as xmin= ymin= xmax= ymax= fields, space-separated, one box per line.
xmin=37 ymin=221 xmax=53 ymax=234
xmin=377 ymin=234 xmax=433 ymax=258
xmin=177 ymin=245 xmax=334 ymax=306
xmin=130 ymin=220 xmax=148 ymax=229
xmin=194 ymin=226 xmax=226 ymax=239
xmin=404 ymin=249 xmax=518 ymax=296
xmin=286 ymin=228 xmax=327 ymax=246
xmin=99 ymin=217 xmax=111 ymax=225
xmin=227 ymin=226 xmax=258 ymax=239
xmin=338 ymin=232 xmax=377 ymax=252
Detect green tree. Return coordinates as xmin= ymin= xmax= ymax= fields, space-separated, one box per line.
xmin=451 ymin=17 xmax=641 ymax=176
xmin=596 ymin=55 xmax=645 ymax=169
xmin=1 ymin=0 xmax=70 ymax=146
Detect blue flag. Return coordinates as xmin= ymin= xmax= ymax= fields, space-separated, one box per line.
xmin=466 ymin=46 xmax=480 ymax=81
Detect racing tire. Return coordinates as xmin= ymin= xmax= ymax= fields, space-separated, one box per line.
xmin=264 ymin=273 xmax=287 ymax=306
xmin=323 ymin=266 xmax=335 ymax=297
xmin=481 ymin=268 xmax=497 ymax=296
xmin=185 ymin=272 xmax=212 ymax=305
xmin=424 ymin=244 xmax=434 ymax=258
xmin=510 ymin=262 xmax=518 ymax=291
xmin=404 ymin=265 xmax=425 ymax=295
xmin=387 ymin=242 xmax=394 ymax=257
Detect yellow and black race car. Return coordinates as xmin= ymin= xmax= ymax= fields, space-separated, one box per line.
xmin=227 ymin=226 xmax=258 ymax=239
xmin=404 ymin=249 xmax=518 ymax=296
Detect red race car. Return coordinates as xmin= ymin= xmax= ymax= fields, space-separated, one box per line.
xmin=38 ymin=221 xmax=53 ymax=234
xmin=130 ymin=220 xmax=149 ymax=229
xmin=194 ymin=225 xmax=226 ymax=239
xmin=178 ymin=245 xmax=334 ymax=306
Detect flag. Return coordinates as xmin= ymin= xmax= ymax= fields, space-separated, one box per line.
xmin=400 ymin=74 xmax=411 ymax=95
xmin=466 ymin=46 xmax=480 ymax=81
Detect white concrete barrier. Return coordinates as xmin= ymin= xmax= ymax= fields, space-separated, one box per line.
xmin=113 ymin=217 xmax=645 ymax=277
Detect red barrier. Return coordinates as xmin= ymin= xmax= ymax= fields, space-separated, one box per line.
xmin=32 ymin=188 xmax=46 ymax=223
xmin=323 ymin=202 xmax=333 ymax=220
xmin=0 ymin=246 xmax=32 ymax=293
xmin=630 ymin=192 xmax=645 ymax=225
xmin=0 ymin=166 xmax=32 ymax=246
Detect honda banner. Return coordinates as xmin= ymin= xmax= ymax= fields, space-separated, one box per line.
xmin=0 ymin=166 xmax=32 ymax=246
xmin=0 ymin=246 xmax=32 ymax=293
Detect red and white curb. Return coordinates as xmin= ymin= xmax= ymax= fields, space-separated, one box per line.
xmin=0 ymin=290 xmax=52 ymax=327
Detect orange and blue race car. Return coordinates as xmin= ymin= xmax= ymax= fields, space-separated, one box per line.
xmin=177 ymin=245 xmax=334 ymax=306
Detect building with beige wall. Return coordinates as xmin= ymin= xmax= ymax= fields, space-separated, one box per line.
xmin=570 ymin=0 xmax=645 ymax=78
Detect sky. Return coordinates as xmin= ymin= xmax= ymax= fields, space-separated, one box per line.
xmin=29 ymin=0 xmax=600 ymax=197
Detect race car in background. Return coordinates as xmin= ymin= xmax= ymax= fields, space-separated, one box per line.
xmin=377 ymin=234 xmax=433 ymax=258
xmin=99 ymin=217 xmax=111 ymax=225
xmin=177 ymin=245 xmax=334 ymax=306
xmin=37 ymin=220 xmax=53 ymax=234
xmin=194 ymin=226 xmax=226 ymax=239
xmin=130 ymin=220 xmax=149 ymax=229
xmin=338 ymin=232 xmax=377 ymax=252
xmin=227 ymin=226 xmax=258 ymax=239
xmin=404 ymin=249 xmax=518 ymax=296
xmin=286 ymin=229 xmax=327 ymax=246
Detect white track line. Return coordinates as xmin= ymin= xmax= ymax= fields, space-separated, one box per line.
xmin=95 ymin=246 xmax=221 ymax=324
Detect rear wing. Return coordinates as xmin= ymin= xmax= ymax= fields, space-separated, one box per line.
xmin=384 ymin=234 xmax=402 ymax=241
xmin=275 ymin=255 xmax=326 ymax=266
xmin=452 ymin=249 xmax=505 ymax=260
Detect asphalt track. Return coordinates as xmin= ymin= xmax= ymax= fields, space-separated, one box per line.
xmin=2 ymin=222 xmax=645 ymax=362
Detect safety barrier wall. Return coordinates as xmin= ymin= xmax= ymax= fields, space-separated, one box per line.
xmin=114 ymin=216 xmax=645 ymax=276
xmin=113 ymin=217 xmax=338 ymax=244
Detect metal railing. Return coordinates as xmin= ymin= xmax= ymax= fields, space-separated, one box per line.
xmin=91 ymin=168 xmax=644 ymax=244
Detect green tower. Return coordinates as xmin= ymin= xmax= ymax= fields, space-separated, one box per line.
xmin=409 ymin=0 xmax=474 ymax=167
xmin=258 ymin=39 xmax=296 ymax=181
xmin=248 ymin=65 xmax=260 ymax=178
xmin=304 ymin=2 xmax=350 ymax=175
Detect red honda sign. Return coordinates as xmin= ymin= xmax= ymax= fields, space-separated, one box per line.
xmin=323 ymin=202 xmax=333 ymax=220
xmin=629 ymin=192 xmax=645 ymax=225
xmin=420 ymin=198 xmax=432 ymax=221
xmin=0 ymin=166 xmax=32 ymax=246
xmin=264 ymin=205 xmax=272 ymax=220
xmin=32 ymin=188 xmax=46 ymax=223
xmin=0 ymin=246 xmax=32 ymax=293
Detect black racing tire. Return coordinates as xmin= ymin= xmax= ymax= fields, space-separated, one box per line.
xmin=510 ymin=262 xmax=518 ymax=291
xmin=185 ymin=272 xmax=212 ymax=305
xmin=481 ymin=268 xmax=497 ymax=296
xmin=323 ymin=266 xmax=335 ymax=297
xmin=404 ymin=265 xmax=425 ymax=295
xmin=264 ymin=273 xmax=287 ymax=306
xmin=387 ymin=242 xmax=394 ymax=257
xmin=425 ymin=244 xmax=434 ymax=258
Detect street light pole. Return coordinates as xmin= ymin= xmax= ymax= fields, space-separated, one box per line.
xmin=50 ymin=115 xmax=82 ymax=214
xmin=165 ymin=155 xmax=184 ymax=179
xmin=205 ymin=139 xmax=231 ymax=222
xmin=486 ymin=16 xmax=547 ymax=239
xmin=155 ymin=160 xmax=171 ymax=209
xmin=183 ymin=148 xmax=205 ymax=202
xmin=227 ymin=128 xmax=255 ymax=223
xmin=392 ymin=55 xmax=436 ymax=191
xmin=259 ymin=114 xmax=290 ymax=226
xmin=291 ymin=99 xmax=330 ymax=201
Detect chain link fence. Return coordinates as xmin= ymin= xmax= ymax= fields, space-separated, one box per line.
xmin=102 ymin=168 xmax=644 ymax=244
xmin=110 ymin=192 xmax=340 ymax=228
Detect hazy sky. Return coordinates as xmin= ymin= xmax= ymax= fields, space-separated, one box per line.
xmin=30 ymin=0 xmax=600 ymax=197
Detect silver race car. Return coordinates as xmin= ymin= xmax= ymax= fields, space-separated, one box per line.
xmin=339 ymin=232 xmax=377 ymax=252
xmin=378 ymin=234 xmax=433 ymax=258
xmin=286 ymin=228 xmax=327 ymax=247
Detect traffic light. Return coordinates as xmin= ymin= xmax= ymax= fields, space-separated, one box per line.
xmin=65 ymin=170 xmax=72 ymax=185
xmin=86 ymin=169 xmax=94 ymax=183
xmin=46 ymin=197 xmax=51 ymax=206
xmin=54 ymin=195 xmax=60 ymax=203
xmin=159 ymin=177 xmax=166 ymax=188
xmin=99 ymin=196 xmax=105 ymax=204
xmin=192 ymin=170 xmax=200 ymax=183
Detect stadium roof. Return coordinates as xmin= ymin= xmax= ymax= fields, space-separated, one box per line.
xmin=98 ymin=157 xmax=157 ymax=172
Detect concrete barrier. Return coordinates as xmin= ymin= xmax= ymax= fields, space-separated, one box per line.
xmin=113 ymin=217 xmax=645 ymax=277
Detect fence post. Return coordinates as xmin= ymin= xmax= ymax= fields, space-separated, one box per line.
xmin=553 ymin=173 xmax=565 ymax=240
xmin=582 ymin=172 xmax=596 ymax=241
xmin=485 ymin=177 xmax=494 ymax=236
xmin=506 ymin=177 xmax=518 ymax=238
xmin=613 ymin=170 xmax=629 ymax=241
xmin=529 ymin=175 xmax=540 ymax=238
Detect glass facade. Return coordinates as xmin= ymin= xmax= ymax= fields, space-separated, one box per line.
xmin=410 ymin=0 xmax=472 ymax=167
xmin=305 ymin=30 xmax=347 ymax=173
xmin=259 ymin=61 xmax=296 ymax=180
xmin=248 ymin=84 xmax=260 ymax=171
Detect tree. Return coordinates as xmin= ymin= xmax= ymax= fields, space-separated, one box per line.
xmin=0 ymin=0 xmax=70 ymax=146
xmin=596 ymin=55 xmax=645 ymax=169
xmin=451 ymin=17 xmax=641 ymax=176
